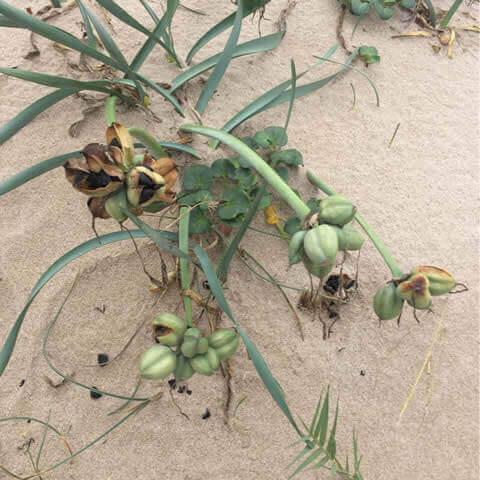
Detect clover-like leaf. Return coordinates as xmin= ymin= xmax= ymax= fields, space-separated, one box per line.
xmin=217 ymin=187 xmax=250 ymax=220
xmin=271 ymin=148 xmax=303 ymax=166
xmin=183 ymin=165 xmax=214 ymax=191
xmin=211 ymin=158 xmax=235 ymax=179
xmin=189 ymin=207 xmax=212 ymax=234
xmin=232 ymin=168 xmax=258 ymax=190
xmin=250 ymin=187 xmax=271 ymax=210
xmin=374 ymin=0 xmax=395 ymax=20
xmin=240 ymin=136 xmax=259 ymax=150
xmin=179 ymin=189 xmax=213 ymax=211
xmin=358 ymin=46 xmax=380 ymax=65
xmin=284 ymin=216 xmax=302 ymax=235
xmin=219 ymin=213 xmax=246 ymax=228
xmin=275 ymin=165 xmax=289 ymax=184
xmin=254 ymin=126 xmax=288 ymax=149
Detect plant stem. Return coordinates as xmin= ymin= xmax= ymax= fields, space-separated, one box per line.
xmin=105 ymin=96 xmax=118 ymax=126
xmin=180 ymin=125 xmax=311 ymax=220
xmin=179 ymin=206 xmax=193 ymax=327
xmin=128 ymin=128 xmax=168 ymax=158
xmin=306 ymin=169 xmax=404 ymax=279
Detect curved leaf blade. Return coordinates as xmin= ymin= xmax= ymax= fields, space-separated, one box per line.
xmin=0 ymin=151 xmax=81 ymax=196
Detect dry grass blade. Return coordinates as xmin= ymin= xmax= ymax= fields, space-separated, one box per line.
xmin=391 ymin=31 xmax=432 ymax=38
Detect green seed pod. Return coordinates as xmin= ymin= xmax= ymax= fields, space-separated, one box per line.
xmin=342 ymin=223 xmax=364 ymax=251
xmin=181 ymin=328 xmax=209 ymax=358
xmin=174 ymin=354 xmax=195 ymax=381
xmin=373 ymin=283 xmax=404 ymax=320
xmin=190 ymin=348 xmax=220 ymax=376
xmin=302 ymin=257 xmax=335 ymax=279
xmin=318 ymin=195 xmax=356 ymax=226
xmin=208 ymin=329 xmax=240 ymax=361
xmin=289 ymin=230 xmax=307 ymax=265
xmin=104 ymin=189 xmax=128 ymax=223
xmin=397 ymin=273 xmax=432 ymax=310
xmin=152 ymin=313 xmax=187 ymax=346
xmin=139 ymin=345 xmax=177 ymax=380
xmin=412 ymin=266 xmax=456 ymax=296
xmin=304 ymin=224 xmax=339 ymax=265
xmin=348 ymin=0 xmax=371 ymax=16
xmin=126 ymin=166 xmax=166 ymax=208
xmin=399 ymin=0 xmax=415 ymax=7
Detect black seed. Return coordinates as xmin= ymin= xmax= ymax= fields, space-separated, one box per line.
xmin=109 ymin=137 xmax=121 ymax=148
xmin=178 ymin=385 xmax=186 ymax=394
xmin=328 ymin=311 xmax=338 ymax=319
xmin=97 ymin=353 xmax=109 ymax=366
xmin=140 ymin=187 xmax=155 ymax=204
xmin=202 ymin=280 xmax=210 ymax=290
xmin=201 ymin=408 xmax=211 ymax=420
xmin=90 ymin=387 xmax=102 ymax=399
xmin=186 ymin=389 xmax=192 ymax=395
xmin=19 ymin=379 xmax=25 ymax=387
xmin=74 ymin=171 xmax=88 ymax=184
xmin=324 ymin=275 xmax=340 ymax=294
xmin=27 ymin=419 xmax=31 ymax=424
xmin=360 ymin=370 xmax=366 ymax=376
xmin=86 ymin=171 xmax=111 ymax=189
xmin=168 ymin=379 xmax=176 ymax=389
xmin=344 ymin=279 xmax=355 ymax=290
xmin=138 ymin=172 xmax=155 ymax=187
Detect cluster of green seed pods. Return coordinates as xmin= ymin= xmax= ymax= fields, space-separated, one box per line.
xmin=289 ymin=195 xmax=364 ymax=278
xmin=346 ymin=0 xmax=415 ymax=20
xmin=373 ymin=266 xmax=456 ymax=321
xmin=139 ymin=313 xmax=239 ymax=381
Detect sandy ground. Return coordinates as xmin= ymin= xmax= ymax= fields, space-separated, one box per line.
xmin=0 ymin=1 xmax=479 ymax=479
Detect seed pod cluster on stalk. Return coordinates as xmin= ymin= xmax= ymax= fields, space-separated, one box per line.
xmin=346 ymin=0 xmax=416 ymax=21
xmin=288 ymin=195 xmax=364 ymax=279
xmin=373 ymin=265 xmax=457 ymax=322
xmin=140 ymin=313 xmax=239 ymax=381
xmin=63 ymin=123 xmax=178 ymax=224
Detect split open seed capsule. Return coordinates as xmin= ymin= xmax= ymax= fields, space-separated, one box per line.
xmin=412 ymin=266 xmax=456 ymax=296
xmin=396 ymin=273 xmax=432 ymax=310
xmin=152 ymin=313 xmax=187 ymax=347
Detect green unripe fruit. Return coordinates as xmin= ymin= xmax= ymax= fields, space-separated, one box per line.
xmin=349 ymin=0 xmax=371 ymax=16
xmin=412 ymin=266 xmax=456 ymax=296
xmin=181 ymin=328 xmax=209 ymax=358
xmin=139 ymin=345 xmax=177 ymax=380
xmin=399 ymin=0 xmax=415 ymax=7
xmin=289 ymin=230 xmax=306 ymax=265
xmin=318 ymin=195 xmax=356 ymax=226
xmin=302 ymin=257 xmax=335 ymax=279
xmin=105 ymin=189 xmax=128 ymax=223
xmin=375 ymin=1 xmax=395 ymax=20
xmin=397 ymin=273 xmax=432 ymax=310
xmin=174 ymin=354 xmax=195 ymax=381
xmin=342 ymin=223 xmax=364 ymax=251
xmin=374 ymin=283 xmax=404 ymax=320
xmin=190 ymin=348 xmax=220 ymax=376
xmin=304 ymin=224 xmax=339 ymax=265
xmin=152 ymin=313 xmax=187 ymax=346
xmin=207 ymin=328 xmax=240 ymax=361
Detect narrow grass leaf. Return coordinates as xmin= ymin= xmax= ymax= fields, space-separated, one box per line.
xmin=185 ymin=0 xmax=268 ymax=64
xmin=288 ymin=448 xmax=324 ymax=479
xmin=139 ymin=0 xmax=160 ymax=23
xmin=286 ymin=446 xmax=311 ymax=470
xmin=423 ymin=0 xmax=436 ymax=27
xmin=0 ymin=1 xmax=126 ymax=71
xmin=77 ymin=0 xmax=96 ymax=49
xmin=315 ymin=386 xmax=330 ymax=445
xmin=124 ymin=212 xmax=196 ymax=263
xmin=0 ymin=151 xmax=81 ymax=196
xmin=440 ymin=0 xmax=462 ymax=28
xmin=209 ymin=44 xmax=338 ymax=148
xmin=284 ymin=59 xmax=296 ymax=131
xmin=0 ymin=88 xmax=76 ymax=145
xmin=171 ymin=31 xmax=284 ymax=92
xmin=217 ymin=183 xmax=266 ymax=282
xmin=194 ymin=246 xmax=302 ymax=437
xmin=135 ymin=72 xmax=184 ymax=115
xmin=326 ymin=398 xmax=339 ymax=458
xmin=35 ymin=411 xmax=51 ymax=470
xmin=309 ymin=456 xmax=329 ymax=471
xmin=310 ymin=393 xmax=324 ymax=435
xmin=195 ymin=0 xmax=243 ymax=114
xmin=0 ymin=230 xmax=170 ymax=376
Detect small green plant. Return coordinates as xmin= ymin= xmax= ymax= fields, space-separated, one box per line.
xmin=346 ymin=0 xmax=416 ymax=20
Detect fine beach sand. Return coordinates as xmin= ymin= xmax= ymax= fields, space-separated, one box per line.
xmin=0 ymin=1 xmax=479 ymax=479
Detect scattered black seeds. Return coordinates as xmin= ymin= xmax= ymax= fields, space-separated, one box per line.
xmin=344 ymin=279 xmax=355 ymax=290
xmin=86 ymin=171 xmax=111 ymax=189
xmin=186 ymin=389 xmax=192 ymax=395
xmin=328 ymin=311 xmax=338 ymax=319
xmin=178 ymin=385 xmax=186 ymax=394
xmin=97 ymin=353 xmax=109 ymax=366
xmin=90 ymin=387 xmax=102 ymax=399
xmin=201 ymin=408 xmax=211 ymax=420
xmin=324 ymin=274 xmax=340 ymax=294
xmin=19 ymin=379 xmax=25 ymax=387
xmin=168 ymin=379 xmax=176 ymax=389
xmin=360 ymin=370 xmax=366 ymax=376
xmin=27 ymin=419 xmax=31 ymax=423
xmin=140 ymin=187 xmax=155 ymax=204
xmin=109 ymin=137 xmax=121 ymax=148
xmin=202 ymin=280 xmax=210 ymax=290
xmin=138 ymin=172 xmax=155 ymax=187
